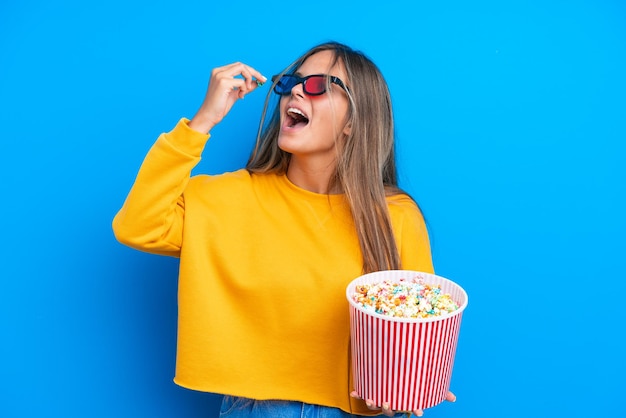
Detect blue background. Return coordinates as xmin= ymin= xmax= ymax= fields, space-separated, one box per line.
xmin=1 ymin=1 xmax=624 ymax=417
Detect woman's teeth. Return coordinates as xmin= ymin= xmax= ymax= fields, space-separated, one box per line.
xmin=286 ymin=107 xmax=309 ymax=127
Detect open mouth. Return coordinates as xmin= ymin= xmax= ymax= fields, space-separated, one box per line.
xmin=286 ymin=107 xmax=309 ymax=128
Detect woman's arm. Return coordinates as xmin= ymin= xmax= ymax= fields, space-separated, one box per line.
xmin=112 ymin=119 xmax=208 ymax=256
xmin=112 ymin=62 xmax=267 ymax=255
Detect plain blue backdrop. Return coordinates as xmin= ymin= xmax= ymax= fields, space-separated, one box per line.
xmin=1 ymin=1 xmax=624 ymax=417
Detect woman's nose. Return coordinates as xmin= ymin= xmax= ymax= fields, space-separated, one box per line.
xmin=290 ymin=81 xmax=305 ymax=98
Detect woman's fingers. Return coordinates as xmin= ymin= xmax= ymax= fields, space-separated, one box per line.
xmin=445 ymin=391 xmax=457 ymax=402
xmin=213 ymin=62 xmax=267 ymax=101
xmin=411 ymin=391 xmax=456 ymax=416
xmin=350 ymin=392 xmax=378 ymax=411
xmin=217 ymin=62 xmax=267 ymax=94
xmin=240 ymin=68 xmax=254 ymax=91
xmin=350 ymin=392 xmax=399 ymax=416
xmin=351 ymin=390 xmax=457 ymax=417
xmin=381 ymin=402 xmax=396 ymax=417
xmin=189 ymin=62 xmax=267 ymax=133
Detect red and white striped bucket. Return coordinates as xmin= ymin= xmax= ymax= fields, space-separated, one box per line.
xmin=346 ymin=270 xmax=468 ymax=412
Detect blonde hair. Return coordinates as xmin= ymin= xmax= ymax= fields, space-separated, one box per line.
xmin=247 ymin=42 xmax=407 ymax=273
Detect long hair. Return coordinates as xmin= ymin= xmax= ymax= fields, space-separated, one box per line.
xmin=247 ymin=41 xmax=405 ymax=273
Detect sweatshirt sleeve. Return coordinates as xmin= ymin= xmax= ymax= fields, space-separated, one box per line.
xmin=112 ymin=118 xmax=210 ymax=257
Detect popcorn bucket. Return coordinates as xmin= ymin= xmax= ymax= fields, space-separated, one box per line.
xmin=346 ymin=270 xmax=468 ymax=412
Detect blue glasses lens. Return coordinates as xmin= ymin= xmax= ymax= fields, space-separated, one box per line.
xmin=275 ymin=75 xmax=298 ymax=95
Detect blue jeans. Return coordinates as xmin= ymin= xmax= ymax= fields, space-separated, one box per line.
xmin=219 ymin=396 xmax=409 ymax=418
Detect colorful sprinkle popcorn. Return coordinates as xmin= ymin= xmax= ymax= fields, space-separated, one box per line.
xmin=353 ymin=277 xmax=459 ymax=318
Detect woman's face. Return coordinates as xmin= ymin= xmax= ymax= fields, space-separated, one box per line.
xmin=277 ymin=50 xmax=351 ymax=171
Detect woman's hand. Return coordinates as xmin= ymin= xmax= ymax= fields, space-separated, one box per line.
xmin=188 ymin=62 xmax=267 ymax=134
xmin=350 ymin=390 xmax=456 ymax=417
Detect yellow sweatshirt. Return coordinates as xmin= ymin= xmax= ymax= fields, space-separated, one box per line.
xmin=112 ymin=119 xmax=434 ymax=415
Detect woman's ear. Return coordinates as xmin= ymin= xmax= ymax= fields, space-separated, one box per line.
xmin=343 ymin=121 xmax=352 ymax=136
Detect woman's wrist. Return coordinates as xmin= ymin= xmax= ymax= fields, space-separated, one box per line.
xmin=188 ymin=113 xmax=215 ymax=135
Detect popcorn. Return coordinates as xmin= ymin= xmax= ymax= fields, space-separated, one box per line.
xmin=352 ymin=277 xmax=460 ymax=318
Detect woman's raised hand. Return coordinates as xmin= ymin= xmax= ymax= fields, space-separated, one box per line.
xmin=188 ymin=62 xmax=267 ymax=134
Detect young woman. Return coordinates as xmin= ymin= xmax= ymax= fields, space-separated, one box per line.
xmin=113 ymin=41 xmax=455 ymax=417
